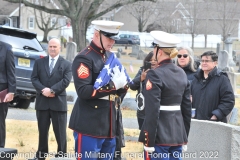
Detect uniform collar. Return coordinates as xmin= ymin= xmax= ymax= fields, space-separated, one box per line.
xmin=90 ymin=41 xmax=105 ymax=55
xmin=158 ymin=58 xmax=172 ymax=66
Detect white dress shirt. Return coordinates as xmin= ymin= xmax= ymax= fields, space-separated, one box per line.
xmin=49 ymin=55 xmax=59 ymax=69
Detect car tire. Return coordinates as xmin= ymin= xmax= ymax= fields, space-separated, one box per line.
xmin=8 ymin=98 xmax=31 ymax=109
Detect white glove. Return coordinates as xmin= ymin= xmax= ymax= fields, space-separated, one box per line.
xmin=110 ymin=66 xmax=127 ymax=90
xmin=144 ymin=146 xmax=155 ymax=153
xmin=182 ymin=145 xmax=187 ymax=152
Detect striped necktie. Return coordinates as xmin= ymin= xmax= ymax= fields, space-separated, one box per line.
xmin=49 ymin=58 xmax=55 ymax=74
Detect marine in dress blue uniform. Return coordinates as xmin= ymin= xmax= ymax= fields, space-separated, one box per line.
xmin=138 ymin=31 xmax=192 ymax=160
xmin=69 ymin=20 xmax=128 ymax=160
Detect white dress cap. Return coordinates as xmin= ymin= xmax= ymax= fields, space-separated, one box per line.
xmin=91 ymin=20 xmax=124 ymax=34
xmin=150 ymin=31 xmax=181 ymax=48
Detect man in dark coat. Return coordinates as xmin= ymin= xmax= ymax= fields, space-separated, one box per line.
xmin=138 ymin=31 xmax=192 ymax=160
xmin=191 ymin=51 xmax=234 ymax=123
xmin=30 ymin=38 xmax=72 ymax=160
xmin=0 ymin=41 xmax=16 ymax=148
xmin=69 ymin=20 xmax=129 ymax=160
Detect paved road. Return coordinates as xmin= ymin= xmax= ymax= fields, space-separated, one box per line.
xmin=6 ymin=104 xmax=138 ymax=130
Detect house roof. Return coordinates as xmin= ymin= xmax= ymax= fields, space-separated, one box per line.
xmin=0 ymin=1 xmax=19 ymax=16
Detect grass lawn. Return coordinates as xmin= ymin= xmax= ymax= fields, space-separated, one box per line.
xmin=5 ymin=99 xmax=141 ymax=159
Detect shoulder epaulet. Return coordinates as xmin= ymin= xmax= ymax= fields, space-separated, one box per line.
xmin=78 ymin=46 xmax=91 ymax=56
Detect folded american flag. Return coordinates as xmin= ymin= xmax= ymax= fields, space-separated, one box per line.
xmin=94 ymin=52 xmax=132 ymax=90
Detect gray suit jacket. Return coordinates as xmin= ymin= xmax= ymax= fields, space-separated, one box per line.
xmin=31 ymin=55 xmax=72 ymax=111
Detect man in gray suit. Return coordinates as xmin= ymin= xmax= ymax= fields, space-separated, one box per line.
xmin=30 ymin=38 xmax=72 ymax=160
xmin=0 ymin=41 xmax=16 ymax=148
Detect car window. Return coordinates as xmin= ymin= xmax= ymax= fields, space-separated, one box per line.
xmin=132 ymin=35 xmax=139 ymax=39
xmin=0 ymin=28 xmax=43 ymax=51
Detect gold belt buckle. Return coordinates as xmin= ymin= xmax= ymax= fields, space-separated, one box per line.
xmin=109 ymin=94 xmax=116 ymax=101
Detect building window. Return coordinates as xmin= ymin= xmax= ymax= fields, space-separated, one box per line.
xmin=28 ymin=17 xmax=35 ymax=29
xmin=51 ymin=17 xmax=57 ymax=28
xmin=58 ymin=18 xmax=66 ymax=27
xmin=172 ymin=19 xmax=181 ymax=31
xmin=12 ymin=17 xmax=18 ymax=28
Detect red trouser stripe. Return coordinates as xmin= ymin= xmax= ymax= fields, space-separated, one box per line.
xmin=145 ymin=151 xmax=151 ymax=160
xmin=77 ymin=133 xmax=82 ymax=160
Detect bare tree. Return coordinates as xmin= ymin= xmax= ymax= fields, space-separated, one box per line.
xmin=144 ymin=1 xmax=182 ymax=33
xmin=202 ymin=1 xmax=210 ymax=48
xmin=182 ymin=0 xmax=205 ymax=50
xmin=209 ymin=0 xmax=240 ymax=42
xmin=124 ymin=1 xmax=157 ymax=32
xmin=34 ymin=9 xmax=64 ymax=42
xmin=152 ymin=0 xmax=204 ymax=50
xmin=4 ymin=0 xmax=156 ymax=51
xmin=155 ymin=4 xmax=178 ymax=34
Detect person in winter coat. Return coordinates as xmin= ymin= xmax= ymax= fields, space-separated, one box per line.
xmin=129 ymin=51 xmax=157 ymax=130
xmin=176 ymin=46 xmax=199 ymax=83
xmin=191 ymin=51 xmax=234 ymax=123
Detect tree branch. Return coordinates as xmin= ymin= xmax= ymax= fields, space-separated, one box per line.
xmin=34 ymin=9 xmax=44 ymax=30
xmin=4 ymin=0 xmax=67 ymax=16
xmin=88 ymin=0 xmax=156 ymax=21
xmin=59 ymin=0 xmax=69 ymax=10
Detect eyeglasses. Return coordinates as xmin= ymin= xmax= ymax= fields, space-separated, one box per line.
xmin=177 ymin=54 xmax=188 ymax=58
xmin=200 ymin=60 xmax=214 ymax=63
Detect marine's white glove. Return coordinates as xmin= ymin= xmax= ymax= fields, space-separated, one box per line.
xmin=111 ymin=66 xmax=127 ymax=90
xmin=182 ymin=145 xmax=187 ymax=152
xmin=144 ymin=146 xmax=155 ymax=153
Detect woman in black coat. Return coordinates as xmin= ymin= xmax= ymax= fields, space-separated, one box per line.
xmin=129 ymin=51 xmax=157 ymax=129
xmin=176 ymin=46 xmax=199 ymax=83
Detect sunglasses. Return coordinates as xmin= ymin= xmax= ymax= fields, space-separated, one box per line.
xmin=200 ymin=60 xmax=213 ymax=63
xmin=177 ymin=54 xmax=188 ymax=58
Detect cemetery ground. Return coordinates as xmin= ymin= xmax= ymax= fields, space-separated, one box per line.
xmin=4 ymin=46 xmax=240 ymax=160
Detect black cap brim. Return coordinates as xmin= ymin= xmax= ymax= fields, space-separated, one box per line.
xmin=100 ymin=30 xmax=119 ymax=40
xmin=109 ymin=36 xmax=120 ymax=40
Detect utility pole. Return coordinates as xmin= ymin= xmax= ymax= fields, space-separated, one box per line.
xmin=18 ymin=0 xmax=21 ymax=28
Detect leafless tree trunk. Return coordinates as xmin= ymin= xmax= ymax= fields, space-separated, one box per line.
xmin=210 ymin=0 xmax=240 ymax=42
xmin=34 ymin=9 xmax=61 ymax=43
xmin=125 ymin=1 xmax=157 ymax=32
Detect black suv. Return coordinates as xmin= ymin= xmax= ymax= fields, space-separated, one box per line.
xmin=0 ymin=25 xmax=47 ymax=108
xmin=115 ymin=34 xmax=140 ymax=45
